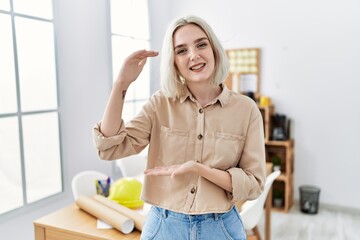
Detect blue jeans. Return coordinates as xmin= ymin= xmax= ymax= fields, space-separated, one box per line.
xmin=140 ymin=206 xmax=246 ymax=240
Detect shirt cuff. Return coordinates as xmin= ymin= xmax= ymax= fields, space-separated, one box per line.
xmin=226 ymin=167 xmax=251 ymax=202
xmin=92 ymin=121 xmax=126 ymax=151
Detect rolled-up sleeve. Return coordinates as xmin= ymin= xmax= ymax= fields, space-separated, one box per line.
xmin=226 ymin=106 xmax=266 ymax=202
xmin=93 ymin=121 xmax=125 ymax=151
xmin=92 ymin=120 xmax=136 ymax=160
xmin=92 ymin=100 xmax=154 ymax=160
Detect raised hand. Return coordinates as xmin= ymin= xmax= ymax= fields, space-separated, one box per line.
xmin=100 ymin=49 xmax=158 ymax=137
xmin=116 ymin=49 xmax=159 ymax=87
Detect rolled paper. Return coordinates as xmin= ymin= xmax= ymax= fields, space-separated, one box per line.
xmin=93 ymin=194 xmax=146 ymax=231
xmin=76 ymin=196 xmax=134 ymax=234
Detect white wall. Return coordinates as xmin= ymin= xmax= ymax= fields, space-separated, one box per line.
xmin=158 ymin=0 xmax=360 ymax=209
xmin=148 ymin=0 xmax=171 ymax=92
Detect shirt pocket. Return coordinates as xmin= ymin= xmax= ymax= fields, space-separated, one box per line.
xmin=159 ymin=126 xmax=189 ymax=165
xmin=211 ymin=132 xmax=246 ymax=170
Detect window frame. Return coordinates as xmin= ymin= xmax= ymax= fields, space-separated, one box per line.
xmin=0 ymin=0 xmax=64 ymax=221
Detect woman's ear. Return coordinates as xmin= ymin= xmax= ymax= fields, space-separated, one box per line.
xmin=179 ymin=75 xmax=185 ymax=84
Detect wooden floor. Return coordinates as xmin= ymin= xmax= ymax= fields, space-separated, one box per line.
xmin=257 ymin=202 xmax=360 ymax=240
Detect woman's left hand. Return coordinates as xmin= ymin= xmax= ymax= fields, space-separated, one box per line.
xmin=144 ymin=160 xmax=198 ymax=178
xmin=145 ymin=160 xmax=233 ymax=192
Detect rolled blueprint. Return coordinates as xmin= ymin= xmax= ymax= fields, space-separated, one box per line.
xmin=93 ymin=194 xmax=146 ymax=231
xmin=76 ymin=196 xmax=134 ymax=234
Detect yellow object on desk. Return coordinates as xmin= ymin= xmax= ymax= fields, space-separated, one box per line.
xmin=108 ymin=178 xmax=144 ymax=209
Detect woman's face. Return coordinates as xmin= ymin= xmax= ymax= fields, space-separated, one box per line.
xmin=173 ymin=24 xmax=215 ymax=85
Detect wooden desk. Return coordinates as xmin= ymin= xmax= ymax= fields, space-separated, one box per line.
xmin=34 ymin=163 xmax=273 ymax=240
xmin=34 ymin=204 xmax=141 ymax=240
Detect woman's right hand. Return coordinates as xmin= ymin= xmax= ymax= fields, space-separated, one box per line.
xmin=116 ymin=49 xmax=159 ymax=87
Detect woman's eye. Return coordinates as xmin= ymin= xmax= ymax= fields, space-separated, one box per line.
xmin=198 ymin=42 xmax=208 ymax=48
xmin=176 ymin=49 xmax=187 ymax=55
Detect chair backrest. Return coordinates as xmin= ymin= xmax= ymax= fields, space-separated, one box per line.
xmin=240 ymin=170 xmax=281 ymax=230
xmin=116 ymin=154 xmax=147 ymax=178
xmin=71 ymin=170 xmax=108 ymax=200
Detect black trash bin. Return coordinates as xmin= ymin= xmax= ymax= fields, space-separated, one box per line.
xmin=299 ymin=185 xmax=320 ymax=214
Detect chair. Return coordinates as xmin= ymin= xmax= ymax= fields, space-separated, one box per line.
xmin=240 ymin=170 xmax=281 ymax=240
xmin=71 ymin=170 xmax=108 ymax=200
xmin=116 ymin=154 xmax=147 ymax=178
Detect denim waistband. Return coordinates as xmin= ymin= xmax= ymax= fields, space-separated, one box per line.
xmin=152 ymin=206 xmax=236 ymax=221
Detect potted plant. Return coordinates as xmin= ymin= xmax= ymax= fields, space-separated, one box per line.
xmin=271 ymin=155 xmax=281 ymax=171
xmin=273 ymin=189 xmax=284 ymax=207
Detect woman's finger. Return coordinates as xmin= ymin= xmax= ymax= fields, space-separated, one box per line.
xmin=130 ymin=50 xmax=158 ymax=61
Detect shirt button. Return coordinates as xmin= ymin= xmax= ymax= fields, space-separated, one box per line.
xmin=190 ymin=187 xmax=196 ymax=194
xmin=199 ymin=108 xmax=204 ymax=114
xmin=197 ymin=134 xmax=203 ymax=140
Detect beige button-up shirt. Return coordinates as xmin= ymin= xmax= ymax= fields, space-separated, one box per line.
xmin=93 ymin=85 xmax=266 ymax=214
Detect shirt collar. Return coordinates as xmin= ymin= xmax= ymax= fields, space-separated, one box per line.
xmin=179 ymin=83 xmax=231 ymax=107
xmin=217 ymin=84 xmax=231 ymax=107
xmin=179 ymin=87 xmax=191 ymax=103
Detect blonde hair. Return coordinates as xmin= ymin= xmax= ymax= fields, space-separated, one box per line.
xmin=160 ymin=15 xmax=229 ymax=98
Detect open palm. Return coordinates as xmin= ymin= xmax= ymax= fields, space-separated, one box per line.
xmin=144 ymin=160 xmax=198 ymax=178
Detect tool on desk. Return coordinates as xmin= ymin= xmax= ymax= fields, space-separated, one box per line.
xmin=95 ymin=176 xmax=111 ymax=197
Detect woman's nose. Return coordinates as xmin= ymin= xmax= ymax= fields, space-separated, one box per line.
xmin=189 ymin=49 xmax=199 ymax=61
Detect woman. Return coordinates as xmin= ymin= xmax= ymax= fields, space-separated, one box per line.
xmin=93 ymin=15 xmax=266 ymax=240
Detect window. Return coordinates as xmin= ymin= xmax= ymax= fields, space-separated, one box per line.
xmin=110 ymin=0 xmax=150 ymax=123
xmin=0 ymin=0 xmax=62 ymax=216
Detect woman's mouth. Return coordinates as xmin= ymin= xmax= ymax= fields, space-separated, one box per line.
xmin=189 ymin=63 xmax=206 ymax=71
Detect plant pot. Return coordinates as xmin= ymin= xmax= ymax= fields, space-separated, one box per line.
xmin=273 ymin=165 xmax=281 ymax=171
xmin=273 ymin=198 xmax=283 ymax=207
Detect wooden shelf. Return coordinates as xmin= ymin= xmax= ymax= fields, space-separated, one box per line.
xmin=276 ymin=174 xmax=288 ymax=182
xmin=265 ymin=139 xmax=294 ymax=147
xmin=261 ymin=107 xmax=294 ymax=213
xmin=259 ymin=105 xmax=274 ymax=141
